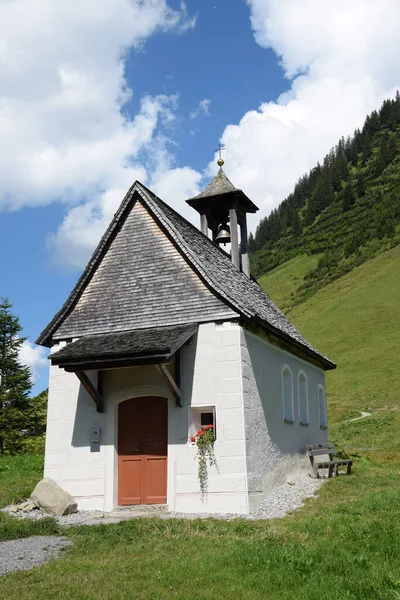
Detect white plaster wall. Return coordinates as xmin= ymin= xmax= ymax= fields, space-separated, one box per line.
xmin=175 ymin=321 xmax=248 ymax=514
xmin=45 ymin=356 xmax=174 ymax=512
xmin=44 ymin=342 xmax=107 ymax=510
xmin=240 ymin=329 xmax=328 ymax=511
xmin=44 ymin=323 xmax=247 ymax=514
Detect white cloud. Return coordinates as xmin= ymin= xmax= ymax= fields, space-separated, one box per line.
xmin=190 ymin=98 xmax=211 ymax=119
xmin=18 ymin=341 xmax=48 ymax=384
xmin=215 ymin=0 xmax=400 ymax=231
xmin=0 ymin=0 xmax=196 ymax=267
xmin=3 ymin=0 xmax=400 ymax=270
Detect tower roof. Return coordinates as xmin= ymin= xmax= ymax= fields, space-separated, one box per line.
xmin=189 ymin=167 xmax=237 ymax=200
xmin=187 ymin=167 xmax=259 ymax=213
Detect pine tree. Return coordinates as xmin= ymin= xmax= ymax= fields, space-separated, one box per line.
xmin=306 ymin=173 xmax=334 ymax=224
xmin=331 ymin=151 xmax=349 ymax=191
xmin=248 ymin=232 xmax=256 ymax=253
xmin=373 ymin=149 xmax=387 ymax=178
xmin=291 ymin=210 xmax=302 ymax=237
xmin=360 ymin=129 xmax=373 ymax=165
xmin=0 ymin=298 xmax=33 ymax=454
xmin=380 ymin=132 xmax=396 ymax=168
xmin=357 ymin=172 xmax=366 ymax=197
xmin=343 ymin=182 xmax=356 ymax=212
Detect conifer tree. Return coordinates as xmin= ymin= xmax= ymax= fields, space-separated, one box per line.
xmin=291 ymin=210 xmax=302 ymax=237
xmin=343 ymin=182 xmax=356 ymax=212
xmin=248 ymin=232 xmax=256 ymax=253
xmin=306 ymin=173 xmax=334 ymax=224
xmin=0 ymin=298 xmax=33 ymax=454
xmin=332 ymin=149 xmax=349 ymax=191
xmin=357 ymin=172 xmax=366 ymax=197
xmin=373 ymin=149 xmax=387 ymax=178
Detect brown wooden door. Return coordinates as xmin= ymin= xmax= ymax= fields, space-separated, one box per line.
xmin=118 ymin=397 xmax=168 ymax=505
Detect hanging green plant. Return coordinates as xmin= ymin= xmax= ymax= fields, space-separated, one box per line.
xmin=191 ymin=425 xmax=218 ymax=501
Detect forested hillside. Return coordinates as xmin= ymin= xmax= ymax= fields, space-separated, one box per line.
xmin=250 ymin=94 xmax=400 ymax=308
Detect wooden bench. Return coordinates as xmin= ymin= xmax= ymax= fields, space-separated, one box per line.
xmin=306 ymin=443 xmax=353 ymax=478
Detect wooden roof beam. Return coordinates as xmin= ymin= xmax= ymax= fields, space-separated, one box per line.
xmin=76 ymin=371 xmax=104 ymax=413
xmin=157 ymin=364 xmax=182 ymax=407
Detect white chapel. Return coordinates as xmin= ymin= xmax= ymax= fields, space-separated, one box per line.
xmin=37 ymin=160 xmax=334 ymax=514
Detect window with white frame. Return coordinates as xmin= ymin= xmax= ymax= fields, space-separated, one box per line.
xmin=298 ymin=371 xmax=309 ymax=425
xmin=189 ymin=406 xmax=216 ymax=443
xmin=318 ymin=386 xmax=327 ymax=428
xmin=282 ymin=365 xmax=294 ymax=423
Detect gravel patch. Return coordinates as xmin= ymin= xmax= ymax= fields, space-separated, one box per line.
xmin=159 ymin=474 xmax=324 ymax=521
xmin=0 ymin=536 xmax=72 ymax=576
xmin=56 ymin=510 xmax=104 ymax=525
xmin=249 ymin=475 xmax=323 ymax=520
xmin=2 ymin=474 xmax=324 ymax=525
xmin=1 ymin=504 xmax=103 ymax=525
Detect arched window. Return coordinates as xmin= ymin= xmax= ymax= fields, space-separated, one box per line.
xmin=282 ymin=365 xmax=294 ymax=423
xmin=319 ymin=385 xmax=327 ymax=428
xmin=298 ymin=371 xmax=309 ymax=425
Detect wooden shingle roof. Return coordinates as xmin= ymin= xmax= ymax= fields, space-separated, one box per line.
xmin=188 ymin=167 xmax=237 ymax=199
xmin=186 ymin=167 xmax=259 ymax=214
xmin=37 ymin=181 xmax=335 ymax=370
xmin=50 ymin=324 xmax=197 ymax=370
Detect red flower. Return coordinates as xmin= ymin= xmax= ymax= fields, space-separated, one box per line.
xmin=190 ymin=436 xmax=196 ymax=443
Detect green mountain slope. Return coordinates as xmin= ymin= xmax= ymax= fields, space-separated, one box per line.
xmin=250 ymin=94 xmax=400 ymax=309
xmin=260 ymin=245 xmax=400 ymax=463
xmin=258 ymin=254 xmax=320 ymax=312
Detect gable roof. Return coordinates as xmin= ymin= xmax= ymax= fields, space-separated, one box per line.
xmin=37 ymin=181 xmax=335 ymax=370
xmin=44 ymin=198 xmax=237 ymax=342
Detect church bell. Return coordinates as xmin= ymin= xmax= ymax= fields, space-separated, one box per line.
xmin=215 ymin=222 xmax=231 ymax=245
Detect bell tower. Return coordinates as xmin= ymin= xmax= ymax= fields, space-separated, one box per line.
xmin=186 ymin=147 xmax=259 ymax=278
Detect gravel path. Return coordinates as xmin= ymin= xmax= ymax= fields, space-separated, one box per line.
xmin=160 ymin=474 xmax=323 ymax=521
xmin=0 ymin=536 xmax=72 ymax=576
xmin=343 ymin=411 xmax=372 ymax=423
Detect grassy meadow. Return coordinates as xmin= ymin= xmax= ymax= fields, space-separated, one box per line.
xmin=0 ymin=459 xmax=400 ymax=600
xmin=0 ymin=458 xmax=399 ymax=599
xmin=0 ymin=246 xmax=399 ymax=598
xmin=258 ymin=253 xmax=320 ymax=312
xmin=285 ymin=244 xmax=400 ymax=464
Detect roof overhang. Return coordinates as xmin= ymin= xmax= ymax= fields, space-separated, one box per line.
xmin=186 ymin=190 xmax=259 ymax=215
xmin=246 ymin=318 xmax=336 ymax=372
xmin=50 ymin=323 xmax=197 ymax=372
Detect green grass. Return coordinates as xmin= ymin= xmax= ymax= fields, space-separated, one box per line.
xmin=0 ymin=454 xmax=58 ymax=541
xmin=0 ymin=461 xmax=400 ymax=599
xmin=0 ymin=511 xmax=58 ymax=542
xmin=258 ymin=253 xmax=320 ymax=311
xmin=260 ymin=244 xmax=400 ymax=463
xmin=0 ymin=454 xmax=44 ymax=507
xmin=1 ymin=247 xmax=400 ymax=596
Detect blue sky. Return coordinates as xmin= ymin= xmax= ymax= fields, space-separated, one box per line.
xmin=1 ymin=0 xmax=399 ymax=394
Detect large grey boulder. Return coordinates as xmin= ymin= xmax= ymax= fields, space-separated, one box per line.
xmin=31 ymin=478 xmax=78 ymax=516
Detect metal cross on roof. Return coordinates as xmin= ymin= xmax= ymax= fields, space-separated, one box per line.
xmin=215 ymin=143 xmax=226 ymax=167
